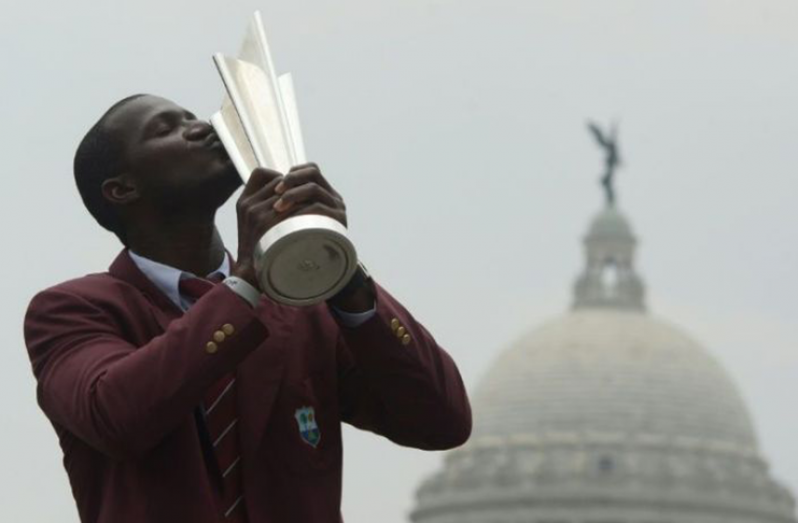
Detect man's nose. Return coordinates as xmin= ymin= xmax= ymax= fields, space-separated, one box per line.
xmin=183 ymin=120 xmax=214 ymax=141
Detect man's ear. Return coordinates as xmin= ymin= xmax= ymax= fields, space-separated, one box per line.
xmin=101 ymin=174 xmax=139 ymax=205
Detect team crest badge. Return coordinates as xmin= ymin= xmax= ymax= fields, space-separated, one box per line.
xmin=294 ymin=406 xmax=321 ymax=448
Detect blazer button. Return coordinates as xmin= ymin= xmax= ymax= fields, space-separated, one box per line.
xmin=390 ymin=318 xmax=400 ymax=333
xmin=396 ymin=326 xmax=406 ymax=338
xmin=401 ymin=334 xmax=412 ymax=346
xmin=213 ymin=330 xmax=226 ymax=343
xmin=206 ymin=341 xmax=219 ymax=354
xmin=222 ymin=324 xmax=235 ymax=336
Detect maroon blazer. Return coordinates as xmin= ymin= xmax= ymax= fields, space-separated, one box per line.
xmin=23 ymin=250 xmax=471 ymax=523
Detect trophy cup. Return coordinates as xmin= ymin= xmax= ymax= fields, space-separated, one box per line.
xmin=210 ymin=12 xmax=358 ymax=307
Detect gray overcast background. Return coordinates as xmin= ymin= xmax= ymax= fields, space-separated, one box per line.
xmin=2 ymin=1 xmax=797 ymax=521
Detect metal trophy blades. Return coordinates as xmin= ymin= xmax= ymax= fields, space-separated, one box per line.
xmin=210 ymin=12 xmax=358 ymax=307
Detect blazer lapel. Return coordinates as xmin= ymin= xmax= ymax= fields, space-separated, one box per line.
xmin=238 ymin=300 xmax=291 ymax=465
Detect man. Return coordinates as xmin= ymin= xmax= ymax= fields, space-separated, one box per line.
xmin=24 ymin=94 xmax=471 ymax=523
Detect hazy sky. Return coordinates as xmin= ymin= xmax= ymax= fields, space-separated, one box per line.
xmin=3 ymin=1 xmax=797 ymax=521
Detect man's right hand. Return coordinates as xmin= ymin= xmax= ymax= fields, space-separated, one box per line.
xmin=231 ymin=168 xmax=284 ymax=290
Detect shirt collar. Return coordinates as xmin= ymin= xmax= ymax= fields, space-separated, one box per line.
xmin=128 ymin=250 xmax=230 ymax=310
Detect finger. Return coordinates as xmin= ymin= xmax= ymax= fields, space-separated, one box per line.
xmin=236 ymin=177 xmax=281 ymax=220
xmin=276 ymin=164 xmax=338 ymax=198
xmin=239 ymin=195 xmax=282 ymax=238
xmin=287 ymin=162 xmax=322 ymax=177
xmin=248 ymin=197 xmax=282 ymax=232
xmin=247 ymin=194 xmax=281 ymax=217
xmin=241 ymin=175 xmax=282 ymax=206
xmin=241 ymin=167 xmax=282 ymax=199
xmin=288 ymin=162 xmax=319 ymax=172
xmin=273 ymin=182 xmax=342 ymax=213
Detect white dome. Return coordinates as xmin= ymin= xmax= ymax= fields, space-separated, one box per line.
xmin=472 ymin=310 xmax=757 ymax=450
xmin=411 ymin=204 xmax=796 ymax=523
xmin=411 ymin=308 xmax=795 ymax=523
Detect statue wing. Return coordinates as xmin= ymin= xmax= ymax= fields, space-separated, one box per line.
xmin=587 ymin=121 xmax=609 ymax=148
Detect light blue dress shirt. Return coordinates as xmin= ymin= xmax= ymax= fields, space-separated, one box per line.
xmin=128 ymin=250 xmax=375 ymax=327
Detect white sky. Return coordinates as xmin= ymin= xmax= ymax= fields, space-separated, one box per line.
xmin=2 ymin=1 xmax=797 ymax=521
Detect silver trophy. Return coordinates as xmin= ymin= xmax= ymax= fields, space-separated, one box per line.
xmin=210 ymin=12 xmax=358 ymax=306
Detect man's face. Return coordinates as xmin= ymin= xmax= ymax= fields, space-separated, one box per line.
xmin=105 ymin=95 xmax=240 ymax=212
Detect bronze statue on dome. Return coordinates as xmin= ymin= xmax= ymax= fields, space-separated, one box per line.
xmin=587 ymin=120 xmax=621 ymax=207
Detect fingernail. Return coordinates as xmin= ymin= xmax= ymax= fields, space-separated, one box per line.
xmin=275 ymin=181 xmax=286 ymax=194
xmin=274 ymin=198 xmax=286 ymax=212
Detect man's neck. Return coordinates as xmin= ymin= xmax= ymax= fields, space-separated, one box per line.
xmin=125 ymin=212 xmax=227 ymax=277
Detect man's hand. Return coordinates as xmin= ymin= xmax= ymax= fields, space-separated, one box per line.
xmin=231 ymin=164 xmax=348 ymax=291
xmin=273 ymin=163 xmax=347 ymax=226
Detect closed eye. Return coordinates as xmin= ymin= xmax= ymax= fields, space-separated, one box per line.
xmin=144 ymin=110 xmax=198 ymax=140
xmin=154 ymin=122 xmax=174 ymax=137
xmin=143 ymin=115 xmax=173 ymax=139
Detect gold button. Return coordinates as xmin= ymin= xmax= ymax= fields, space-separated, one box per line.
xmin=396 ymin=326 xmax=406 ymax=338
xmin=222 ymin=324 xmax=235 ymax=336
xmin=213 ymin=331 xmax=226 ymax=343
xmin=206 ymin=341 xmax=219 ymax=354
xmin=390 ymin=318 xmax=400 ymax=332
xmin=401 ymin=334 xmax=411 ymax=346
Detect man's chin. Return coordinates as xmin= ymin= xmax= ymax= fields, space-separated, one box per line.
xmin=219 ymin=159 xmax=243 ymax=187
xmin=188 ymin=163 xmax=243 ymax=210
xmin=220 ymin=164 xmax=246 ymax=199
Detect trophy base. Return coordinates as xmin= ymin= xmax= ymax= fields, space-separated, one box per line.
xmin=255 ymin=215 xmax=358 ymax=306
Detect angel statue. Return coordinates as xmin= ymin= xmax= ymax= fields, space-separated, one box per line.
xmin=587 ymin=120 xmax=621 ymax=207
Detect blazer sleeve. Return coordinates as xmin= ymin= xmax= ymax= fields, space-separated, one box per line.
xmin=336 ymin=282 xmax=472 ymax=450
xmin=24 ymin=284 xmax=269 ymax=460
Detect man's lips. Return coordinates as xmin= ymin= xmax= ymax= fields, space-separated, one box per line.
xmin=202 ymin=132 xmax=223 ymax=149
xmin=202 ymin=133 xmax=232 ymax=162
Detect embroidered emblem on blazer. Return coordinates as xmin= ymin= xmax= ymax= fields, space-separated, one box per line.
xmin=294 ymin=406 xmax=321 ymax=448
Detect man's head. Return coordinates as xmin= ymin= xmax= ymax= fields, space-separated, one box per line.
xmin=74 ymin=94 xmax=239 ymax=244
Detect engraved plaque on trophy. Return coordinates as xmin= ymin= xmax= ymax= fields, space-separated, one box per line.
xmin=210 ymin=12 xmax=358 ymax=306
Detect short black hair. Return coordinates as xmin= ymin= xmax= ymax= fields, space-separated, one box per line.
xmin=74 ymin=94 xmax=147 ymax=245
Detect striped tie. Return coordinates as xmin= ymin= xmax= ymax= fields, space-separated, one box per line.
xmin=180 ymin=277 xmax=247 ymax=522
